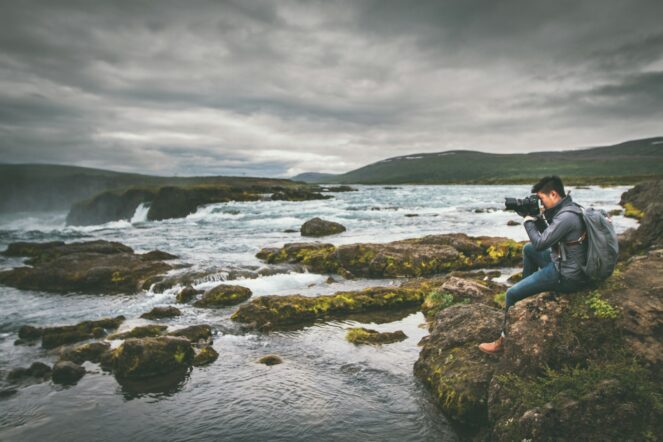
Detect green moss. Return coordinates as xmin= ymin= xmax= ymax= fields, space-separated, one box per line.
xmin=495 ymin=358 xmax=661 ymax=413
xmin=173 ymin=348 xmax=187 ymax=363
xmin=585 ymin=290 xmax=618 ymax=319
xmin=623 ymin=202 xmax=645 ymax=220
xmin=422 ymin=290 xmax=470 ymax=317
xmin=345 ymin=327 xmax=407 ymax=345
xmin=493 ymin=291 xmax=506 ymax=308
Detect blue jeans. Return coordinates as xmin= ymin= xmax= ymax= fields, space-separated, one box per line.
xmin=500 ymin=243 xmax=585 ymax=336
xmin=505 ymin=243 xmax=560 ymax=308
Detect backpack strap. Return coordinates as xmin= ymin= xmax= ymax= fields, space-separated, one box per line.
xmin=557 ymin=204 xmax=587 ymax=246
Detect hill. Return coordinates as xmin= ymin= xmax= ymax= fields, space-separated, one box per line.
xmin=292 ymin=137 xmax=663 ymax=184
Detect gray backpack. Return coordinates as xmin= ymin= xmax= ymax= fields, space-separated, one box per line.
xmin=561 ymin=204 xmax=619 ymax=281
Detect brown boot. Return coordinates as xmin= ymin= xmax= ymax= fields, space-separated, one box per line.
xmin=479 ymin=336 xmax=504 ymax=354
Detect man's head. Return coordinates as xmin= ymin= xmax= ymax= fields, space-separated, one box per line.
xmin=531 ymin=175 xmax=566 ymax=209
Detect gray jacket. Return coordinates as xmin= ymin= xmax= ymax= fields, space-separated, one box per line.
xmin=524 ymin=195 xmax=588 ymax=282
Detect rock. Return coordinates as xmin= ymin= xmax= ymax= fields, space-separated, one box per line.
xmin=176 ymin=285 xmax=202 ymax=303
xmin=106 ymin=336 xmax=195 ymax=379
xmin=52 ymin=361 xmax=86 ymax=385
xmin=30 ymin=316 xmax=125 ymax=349
xmin=59 ymin=342 xmax=111 ymax=364
xmin=621 ymin=203 xmax=663 ymax=253
xmin=414 ymin=303 xmax=503 ymax=426
xmin=620 ymin=179 xmax=663 ymax=215
xmin=65 ymin=188 xmax=155 ymax=226
xmin=300 ymin=217 xmax=346 ymax=237
xmin=108 ymin=325 xmax=168 ymax=340
xmin=283 ymin=229 xmax=298 ymax=233
xmin=168 ymin=325 xmax=213 ymax=345
xmin=405 ymin=213 xmax=419 ymax=217
xmin=325 ymin=276 xmax=335 ymax=284
xmin=7 ymin=362 xmax=52 ymax=382
xmin=192 ymin=347 xmax=219 ymax=366
xmin=608 ymin=209 xmax=623 ymax=216
xmin=345 ymin=328 xmax=407 ymax=345
xmin=258 ymin=355 xmax=283 ymax=365
xmin=321 ymin=185 xmax=357 ymax=192
xmin=0 ymin=240 xmax=173 ymax=294
xmin=193 ymin=284 xmax=252 ymax=308
xmin=256 ymin=233 xmax=524 ymax=278
xmin=231 ymin=285 xmax=432 ymax=330
xmin=420 ymin=276 xmax=505 ymax=319
xmin=140 ymin=306 xmax=182 ymax=319
xmin=17 ymin=325 xmax=42 ymax=340
xmin=141 ymin=250 xmax=178 ymax=261
xmin=271 ymin=189 xmax=332 ymax=201
xmin=507 ymin=220 xmax=520 ymax=226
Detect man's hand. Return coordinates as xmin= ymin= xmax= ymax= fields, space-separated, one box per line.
xmin=524 ymin=215 xmax=538 ymax=223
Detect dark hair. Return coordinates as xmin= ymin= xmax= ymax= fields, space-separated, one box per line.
xmin=531 ymin=175 xmax=566 ymax=197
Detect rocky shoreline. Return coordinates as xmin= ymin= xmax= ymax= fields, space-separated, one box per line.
xmin=0 ymin=180 xmax=660 ymax=440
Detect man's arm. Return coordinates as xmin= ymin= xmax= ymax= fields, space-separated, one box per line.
xmin=524 ymin=212 xmax=574 ymax=251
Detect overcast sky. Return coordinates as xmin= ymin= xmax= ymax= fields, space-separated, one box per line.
xmin=0 ymin=0 xmax=661 ymax=177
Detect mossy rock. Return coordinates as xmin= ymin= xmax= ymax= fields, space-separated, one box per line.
xmin=258 ymin=355 xmax=283 ymax=365
xmin=59 ymin=341 xmax=111 ymax=364
xmin=345 ymin=327 xmax=407 ymax=345
xmin=192 ymin=347 xmax=219 ymax=366
xmin=106 ymin=336 xmax=195 ymax=379
xmin=176 ymin=285 xmax=202 ymax=303
xmin=193 ymin=284 xmax=252 ymax=308
xmin=140 ymin=306 xmax=182 ymax=319
xmin=231 ymin=286 xmax=429 ymax=330
xmin=300 ymin=217 xmax=346 ymax=237
xmin=414 ymin=303 xmax=503 ymax=426
xmin=168 ymin=324 xmax=213 ymax=344
xmin=255 ymin=233 xmax=524 ymax=279
xmin=0 ymin=240 xmax=173 ymax=294
xmin=108 ymin=325 xmax=168 ymax=340
xmin=31 ymin=316 xmax=126 ymax=349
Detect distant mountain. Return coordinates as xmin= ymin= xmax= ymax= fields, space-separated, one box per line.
xmin=0 ymin=164 xmax=301 ymax=213
xmin=290 ymin=172 xmax=338 ymax=182
xmin=292 ymin=137 xmax=663 ymax=184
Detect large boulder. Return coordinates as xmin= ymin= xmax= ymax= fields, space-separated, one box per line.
xmin=256 ymin=233 xmax=523 ymax=278
xmin=108 ymin=325 xmax=168 ymax=340
xmin=7 ymin=362 xmax=52 ymax=383
xmin=193 ymin=284 xmax=252 ymax=308
xmin=300 ymin=217 xmax=346 ymax=237
xmin=619 ymin=179 xmax=663 ymax=218
xmin=345 ymin=327 xmax=407 ymax=345
xmin=0 ymin=240 xmax=174 ymax=294
xmin=414 ymin=303 xmax=503 ymax=426
xmin=231 ymin=285 xmax=433 ymax=330
xmin=105 ymin=336 xmax=195 ymax=379
xmin=168 ymin=325 xmax=213 ymax=345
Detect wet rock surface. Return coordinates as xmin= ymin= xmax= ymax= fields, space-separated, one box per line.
xmin=300 ymin=217 xmax=346 ymax=237
xmin=105 ymin=336 xmax=195 ymax=379
xmin=0 ymin=240 xmax=174 ymax=294
xmin=52 ymin=361 xmax=86 ymax=385
xmin=345 ymin=327 xmax=407 ymax=345
xmin=193 ymin=284 xmax=252 ymax=308
xmin=17 ymin=316 xmax=125 ymax=349
xmin=231 ymin=285 xmax=432 ymax=330
xmin=140 ymin=306 xmax=182 ymax=319
xmin=256 ymin=233 xmax=523 ymax=278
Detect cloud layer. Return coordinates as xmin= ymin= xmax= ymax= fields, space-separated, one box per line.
xmin=1 ymin=0 xmax=661 ymax=177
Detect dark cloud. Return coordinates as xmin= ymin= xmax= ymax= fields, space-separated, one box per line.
xmin=0 ymin=0 xmax=661 ymax=177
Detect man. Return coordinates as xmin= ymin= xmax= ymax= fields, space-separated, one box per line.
xmin=479 ymin=175 xmax=589 ymax=354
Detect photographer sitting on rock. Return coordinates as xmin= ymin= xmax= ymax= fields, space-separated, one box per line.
xmin=479 ymin=175 xmax=589 ymax=354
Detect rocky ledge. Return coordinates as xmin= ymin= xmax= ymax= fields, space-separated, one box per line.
xmin=66 ymin=183 xmax=332 ymax=226
xmin=414 ymin=180 xmax=662 ymax=440
xmin=0 ymin=240 xmax=176 ymax=294
xmin=256 ymin=233 xmax=523 ymax=278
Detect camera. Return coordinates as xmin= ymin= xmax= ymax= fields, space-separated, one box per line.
xmin=504 ymin=195 xmax=540 ymax=217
